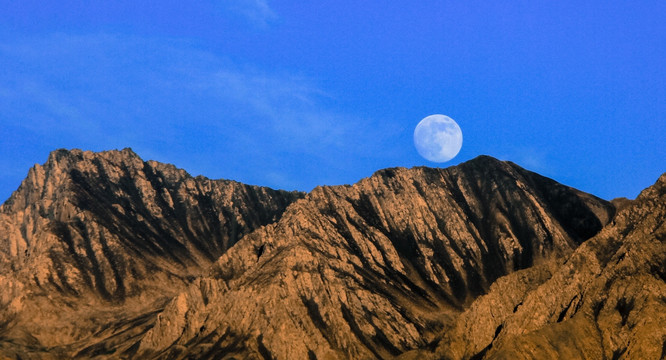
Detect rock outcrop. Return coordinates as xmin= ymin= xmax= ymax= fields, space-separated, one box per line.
xmin=434 ymin=172 xmax=666 ymax=360
xmin=131 ymin=156 xmax=614 ymax=359
xmin=0 ymin=149 xmax=302 ymax=358
xmin=3 ymin=149 xmax=662 ymax=359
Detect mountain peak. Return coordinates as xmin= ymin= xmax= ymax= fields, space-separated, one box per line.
xmin=133 ymin=150 xmax=617 ymax=359
xmin=1 ymin=149 xmax=662 ymax=359
xmin=465 ymin=153 xmax=505 ymax=163
xmin=0 ymin=149 xmax=303 ymax=302
xmin=45 ymin=147 xmax=139 ymax=165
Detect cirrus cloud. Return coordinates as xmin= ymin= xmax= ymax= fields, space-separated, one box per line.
xmin=220 ymin=0 xmax=278 ymax=28
xmin=0 ymin=32 xmax=399 ymax=195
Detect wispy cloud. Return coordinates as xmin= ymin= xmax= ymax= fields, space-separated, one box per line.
xmin=221 ymin=0 xmax=278 ymax=28
xmin=0 ymin=32 xmax=397 ymax=191
xmin=497 ymin=146 xmax=554 ymax=176
xmin=202 ymin=68 xmax=350 ymax=149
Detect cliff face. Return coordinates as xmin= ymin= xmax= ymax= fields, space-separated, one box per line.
xmin=0 ymin=149 xmax=303 ymax=357
xmin=3 ymin=150 xmax=660 ymax=360
xmin=433 ymin=173 xmax=666 ymax=360
xmin=131 ymin=156 xmax=614 ymax=359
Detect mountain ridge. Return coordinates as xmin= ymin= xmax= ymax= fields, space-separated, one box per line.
xmin=129 ymin=153 xmax=615 ymax=359
xmin=0 ymin=148 xmax=663 ymax=359
xmin=0 ymin=148 xmax=304 ymax=357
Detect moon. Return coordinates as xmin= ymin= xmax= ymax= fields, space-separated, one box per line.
xmin=414 ymin=114 xmax=463 ymax=163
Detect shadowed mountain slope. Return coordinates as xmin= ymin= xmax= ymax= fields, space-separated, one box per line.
xmin=132 ymin=155 xmax=614 ymax=359
xmin=429 ymin=172 xmax=666 ymax=360
xmin=6 ymin=151 xmax=656 ymax=359
xmin=0 ymin=149 xmax=303 ymax=357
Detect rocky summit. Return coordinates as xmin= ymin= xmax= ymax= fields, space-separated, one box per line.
xmin=0 ymin=149 xmax=302 ymax=358
xmin=0 ymin=149 xmax=663 ymax=359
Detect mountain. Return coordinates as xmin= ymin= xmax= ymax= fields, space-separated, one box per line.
xmin=131 ymin=155 xmax=614 ymax=359
xmin=0 ymin=149 xmax=303 ymax=358
xmin=0 ymin=149 xmax=662 ymax=359
xmin=431 ymin=172 xmax=666 ymax=360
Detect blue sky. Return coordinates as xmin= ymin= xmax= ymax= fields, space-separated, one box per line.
xmin=1 ymin=1 xmax=664 ymax=202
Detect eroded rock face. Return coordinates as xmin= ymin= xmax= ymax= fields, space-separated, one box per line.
xmin=431 ymin=173 xmax=666 ymax=360
xmin=5 ymin=150 xmax=657 ymax=360
xmin=133 ymin=156 xmax=614 ymax=359
xmin=0 ymin=149 xmax=303 ymax=357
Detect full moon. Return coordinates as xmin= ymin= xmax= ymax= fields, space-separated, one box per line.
xmin=413 ymin=114 xmax=463 ymax=163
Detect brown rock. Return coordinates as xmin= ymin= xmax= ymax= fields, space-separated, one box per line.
xmin=0 ymin=148 xmax=302 ymax=358
xmin=134 ymin=156 xmax=614 ymax=359
xmin=431 ymin=173 xmax=666 ymax=360
xmin=5 ymin=150 xmax=659 ymax=360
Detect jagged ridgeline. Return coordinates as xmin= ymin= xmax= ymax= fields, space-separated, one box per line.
xmin=0 ymin=149 xmax=303 ymax=357
xmin=0 ymin=149 xmax=664 ymax=359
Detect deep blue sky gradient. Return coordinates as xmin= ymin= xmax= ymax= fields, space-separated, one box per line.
xmin=1 ymin=1 xmax=664 ymax=201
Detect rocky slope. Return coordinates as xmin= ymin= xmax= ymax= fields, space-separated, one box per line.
xmin=3 ymin=149 xmax=659 ymax=360
xmin=129 ymin=156 xmax=615 ymax=359
xmin=431 ymin=172 xmax=666 ymax=360
xmin=0 ymin=149 xmax=303 ymax=357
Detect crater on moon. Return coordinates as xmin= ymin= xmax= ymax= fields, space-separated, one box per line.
xmin=413 ymin=114 xmax=463 ymax=163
